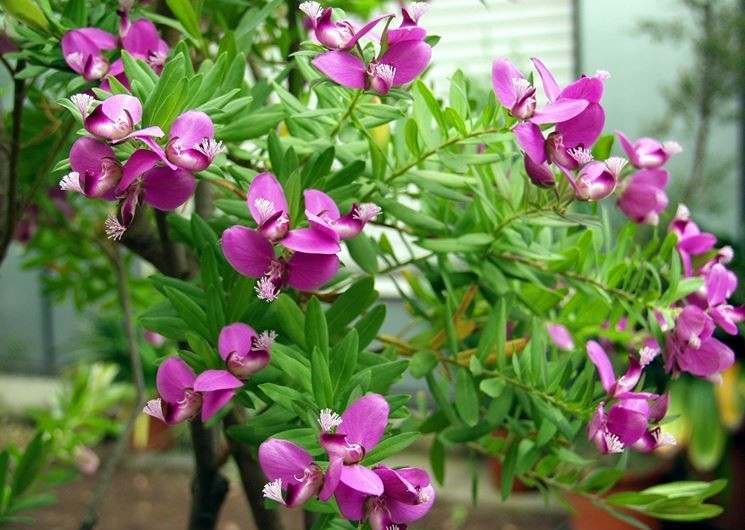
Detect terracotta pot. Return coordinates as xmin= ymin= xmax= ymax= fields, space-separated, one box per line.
xmin=130 ymin=413 xmax=174 ymax=452
xmin=565 ymin=466 xmax=669 ymax=530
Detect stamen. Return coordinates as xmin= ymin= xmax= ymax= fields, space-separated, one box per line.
xmin=71 ymin=94 xmax=95 ymax=116
xmin=408 ymin=2 xmax=430 ymax=22
xmin=253 ymin=330 xmax=278 ymax=352
xmin=603 ymin=432 xmax=624 ymax=454
xmin=317 ymin=408 xmax=342 ymax=432
xmin=652 ymin=428 xmax=676 ymax=447
xmin=662 ymin=141 xmax=682 ymax=156
xmin=142 ymin=398 xmax=165 ymax=422
xmin=512 ymin=77 xmax=532 ymax=100
xmin=567 ymin=147 xmax=594 ymax=165
xmin=353 ymin=203 xmax=382 ymax=223
xmin=595 ymin=69 xmax=611 ymax=81
xmin=417 ymin=487 xmax=430 ymax=504
xmin=65 ymin=52 xmax=85 ymax=72
xmin=299 ymin=1 xmax=323 ymax=20
xmin=255 ymin=276 xmax=280 ymax=302
xmin=254 ymin=198 xmax=276 ymax=224
xmin=262 ymin=479 xmax=286 ymax=505
xmin=717 ymin=246 xmax=734 ymax=264
xmin=193 ymin=138 xmax=225 ymax=161
xmin=639 ymin=346 xmax=660 ymax=367
xmin=687 ymin=335 xmax=702 ymax=350
xmin=675 ymin=204 xmax=691 ymax=221
xmin=604 ymin=156 xmax=628 ymax=177
xmin=59 ymin=172 xmax=84 ymax=194
xmin=104 ymin=214 xmax=127 ymax=240
xmin=147 ymin=50 xmax=168 ymax=69
xmin=374 ymin=64 xmax=397 ymax=87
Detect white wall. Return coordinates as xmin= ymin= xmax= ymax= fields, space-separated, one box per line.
xmin=579 ymin=0 xmax=740 ymax=240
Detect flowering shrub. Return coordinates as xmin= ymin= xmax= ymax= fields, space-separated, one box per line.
xmin=0 ymin=0 xmax=741 ymax=529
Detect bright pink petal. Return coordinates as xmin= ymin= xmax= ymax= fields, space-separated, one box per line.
xmin=312 ymin=51 xmax=366 ymax=89
xmin=560 ymin=76 xmax=604 ymax=103
xmin=530 ymin=57 xmax=560 ymax=102
xmin=304 ymin=189 xmax=340 ymax=219
xmin=491 ymin=58 xmax=523 ymax=108
xmin=556 ymin=103 xmax=605 ymax=147
xmin=513 ymin=122 xmax=547 ymax=165
xmin=259 ymin=439 xmax=315 ymax=483
xmin=141 ymin=167 xmax=196 ymax=210
xmin=222 ymin=226 xmax=275 ymax=278
xmin=530 ymin=98 xmax=588 ymax=125
xmin=606 ymin=405 xmax=648 ymax=446
xmin=586 ymin=340 xmax=616 ymax=393
xmin=339 ymin=464 xmax=384 ymax=496
xmin=282 ymin=228 xmax=340 ymax=254
xmin=318 ymin=457 xmax=343 ymax=501
xmin=334 ymin=481 xmax=368 ymax=520
xmin=117 ymin=149 xmax=160 ymax=193
xmin=340 ymin=394 xmax=389 ymax=449
xmin=193 ymin=369 xmax=243 ymax=392
xmin=156 ymin=357 xmax=196 ymax=403
xmin=379 ymin=40 xmax=432 ymax=85
xmin=248 ymin=173 xmax=288 ymax=225
xmin=286 ymin=252 xmax=339 ymax=291
xmin=169 ymin=110 xmax=215 ymax=149
xmin=218 ymin=322 xmax=257 ymax=361
xmin=200 ymin=388 xmax=236 ymax=422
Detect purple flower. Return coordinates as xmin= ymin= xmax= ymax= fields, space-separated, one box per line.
xmin=299 ymin=2 xmax=392 ymax=50
xmin=106 ymin=149 xmax=196 ymax=239
xmin=59 ymin=137 xmax=122 ymax=200
xmin=492 ymin=58 xmax=588 ymax=123
xmin=164 ymin=111 xmax=224 ymax=171
xmin=616 ymin=131 xmax=682 ymax=169
xmin=218 ymin=322 xmax=276 ymax=378
xmin=572 ymin=157 xmax=625 ymax=201
xmin=335 ymin=465 xmax=435 ymax=530
xmin=143 ymin=357 xmax=242 ymax=424
xmin=668 ymin=205 xmax=718 ymax=277
xmin=304 ymin=189 xmax=381 ymax=240
xmin=312 ymin=38 xmax=431 ymax=95
xmin=317 ymin=394 xmax=390 ymax=501
xmin=704 ymin=263 xmax=745 ymax=335
xmin=664 ymin=305 xmax=735 ymax=381
xmin=616 ymin=168 xmax=669 ymax=225
xmin=222 ymin=173 xmax=341 ymax=300
xmin=71 ymin=93 xmax=164 ymax=143
xmin=547 ymin=323 xmax=574 ymax=351
xmin=61 ymin=28 xmax=117 ymax=81
xmin=387 ymin=2 xmax=430 ymax=44
xmin=259 ymin=438 xmax=324 ymax=508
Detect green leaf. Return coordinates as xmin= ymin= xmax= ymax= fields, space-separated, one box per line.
xmin=311 ymin=347 xmax=333 ymax=409
xmin=353 ymin=305 xmax=386 ymax=350
xmin=345 ymin=233 xmax=379 ymax=274
xmin=479 ymin=378 xmax=506 ymax=398
xmin=418 ymin=233 xmax=493 ymax=253
xmin=275 ymin=294 xmax=306 ymax=350
xmin=10 ymin=433 xmax=48 ymax=501
xmin=218 ymin=105 xmax=286 ymax=141
xmin=305 ymin=297 xmax=329 ymax=356
xmin=165 ymin=0 xmax=202 ymax=42
xmin=376 ymin=197 xmax=446 ymax=232
xmin=329 ymin=330 xmax=359 ymax=401
xmin=163 ymin=286 xmax=211 ymax=339
xmin=0 ymin=0 xmax=50 ymax=33
xmin=409 ymin=350 xmax=439 ymax=378
xmin=454 ymin=367 xmax=480 ymax=427
xmin=270 ymin=344 xmax=311 ymax=393
xmin=364 ymin=432 xmax=421 ymax=465
xmin=325 ymin=277 xmax=376 ymax=335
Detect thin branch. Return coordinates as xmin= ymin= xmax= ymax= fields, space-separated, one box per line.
xmin=78 ymin=244 xmax=147 ymax=530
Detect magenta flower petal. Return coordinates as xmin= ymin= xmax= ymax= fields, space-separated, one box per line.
xmin=678 ymin=338 xmax=735 ymax=378
xmin=491 ymin=58 xmax=524 ymax=108
xmin=547 ymin=323 xmax=575 ymax=351
xmin=514 ymin=122 xmax=547 ymax=165
xmin=200 ymin=389 xmax=236 ymax=422
xmin=339 ymin=464 xmax=384 ymax=496
xmin=334 ymin=481 xmax=368 ymax=520
xmin=141 ymin=166 xmax=196 ymax=210
xmin=586 ymin=340 xmax=616 ymax=393
xmin=68 ymin=137 xmax=121 ymax=200
xmin=166 ymin=110 xmax=216 ymax=171
xmin=379 ymin=40 xmax=432 ymax=85
xmin=304 ymin=189 xmax=341 ymax=219
xmin=222 ymin=226 xmax=275 ymax=278
xmin=117 ymin=149 xmax=161 ymax=193
xmin=248 ymin=173 xmax=289 ymax=225
xmin=556 ymin=103 xmax=606 ymax=147
xmin=530 ymin=98 xmax=588 ymax=125
xmin=218 ymin=322 xmax=257 ymax=361
xmin=312 ymin=51 xmax=366 ymax=89
xmin=259 ymin=438 xmax=315 ymax=483
xmin=156 ymin=357 xmax=196 ymax=403
xmin=560 ymin=75 xmax=604 ymax=104
xmin=530 ymin=57 xmax=560 ymax=102
xmin=193 ymin=369 xmax=243 ymax=392
xmin=606 ymin=405 xmax=648 ymax=446
xmin=340 ymin=393 xmax=389 ymax=449
xmin=318 ymin=456 xmax=343 ymax=501
xmin=286 ymin=252 xmax=339 ymax=291
xmin=282 ymin=228 xmax=340 ymax=254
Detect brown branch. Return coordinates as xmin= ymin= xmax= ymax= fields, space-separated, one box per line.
xmin=223 ymin=407 xmax=286 ymax=530
xmin=188 ymin=420 xmax=230 ymax=530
